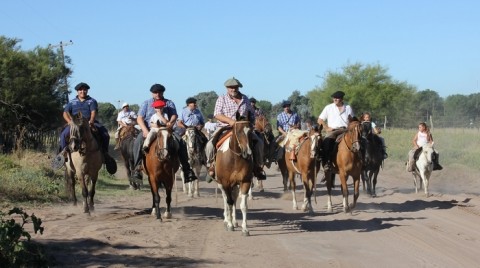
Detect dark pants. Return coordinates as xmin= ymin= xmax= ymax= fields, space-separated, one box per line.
xmin=133 ymin=131 xmax=192 ymax=172
xmin=60 ymin=122 xmax=110 ymax=152
xmin=321 ymin=128 xmax=347 ymax=164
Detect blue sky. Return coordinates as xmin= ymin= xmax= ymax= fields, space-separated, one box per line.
xmin=2 ymin=1 xmax=479 ymax=109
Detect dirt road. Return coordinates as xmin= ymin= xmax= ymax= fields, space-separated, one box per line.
xmin=31 ymin=159 xmax=480 ymax=268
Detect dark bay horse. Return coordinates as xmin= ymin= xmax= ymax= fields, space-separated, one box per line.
xmin=282 ymin=126 xmax=322 ymax=213
xmin=360 ymin=122 xmax=383 ymax=197
xmin=119 ymin=125 xmax=140 ymax=189
xmin=182 ymin=127 xmax=207 ymax=197
xmin=65 ymin=113 xmax=103 ymax=214
xmin=214 ymin=120 xmax=253 ymax=236
xmin=251 ymin=114 xmax=275 ymax=193
xmin=324 ymin=119 xmax=363 ymax=213
xmin=143 ymin=127 xmax=180 ymax=220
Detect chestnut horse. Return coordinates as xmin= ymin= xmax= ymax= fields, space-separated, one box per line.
xmin=143 ymin=127 xmax=180 ymax=220
xmin=324 ymin=119 xmax=363 ymax=213
xmin=214 ymin=120 xmax=253 ymax=236
xmin=118 ymin=125 xmax=140 ymax=189
xmin=282 ymin=126 xmax=322 ymax=213
xmin=65 ymin=113 xmax=103 ymax=214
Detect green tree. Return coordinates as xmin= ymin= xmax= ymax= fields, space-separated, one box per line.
xmin=97 ymin=102 xmax=117 ymax=130
xmin=307 ymin=62 xmax=417 ymax=128
xmin=0 ymin=36 xmax=68 ymax=131
xmin=193 ymin=91 xmax=218 ymax=118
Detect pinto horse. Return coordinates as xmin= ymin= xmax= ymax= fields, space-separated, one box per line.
xmin=118 ymin=125 xmax=140 ymax=189
xmin=65 ymin=113 xmax=103 ymax=214
xmin=181 ymin=127 xmax=207 ymax=197
xmin=143 ymin=127 xmax=180 ymax=220
xmin=360 ymin=121 xmax=383 ymax=197
xmin=282 ymin=126 xmax=322 ymax=213
xmin=324 ymin=119 xmax=363 ymax=213
xmin=214 ymin=119 xmax=253 ymax=236
xmin=411 ymin=143 xmax=434 ymax=197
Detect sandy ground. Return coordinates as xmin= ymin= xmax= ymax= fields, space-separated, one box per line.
xmin=28 ymin=154 xmax=480 ymax=268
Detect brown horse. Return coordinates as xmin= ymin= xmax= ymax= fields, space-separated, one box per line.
xmin=250 ymin=114 xmax=275 ymax=194
xmin=324 ymin=119 xmax=363 ymax=213
xmin=214 ymin=120 xmax=253 ymax=236
xmin=282 ymin=126 xmax=322 ymax=213
xmin=143 ymin=127 xmax=180 ymax=220
xmin=118 ymin=125 xmax=140 ymax=189
xmin=65 ymin=113 xmax=103 ymax=214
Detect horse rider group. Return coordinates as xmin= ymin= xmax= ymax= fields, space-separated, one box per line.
xmin=55 ymin=80 xmax=442 ymax=184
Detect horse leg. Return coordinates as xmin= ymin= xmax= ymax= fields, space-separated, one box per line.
xmin=65 ymin=169 xmax=77 ymax=206
xmin=231 ymin=186 xmax=240 ymax=228
xmin=289 ymin=171 xmax=298 ymax=210
xmin=422 ymin=171 xmax=430 ymax=197
xmin=180 ymin=171 xmax=188 ymax=194
xmin=240 ymin=192 xmax=250 ymax=236
xmin=88 ymin=175 xmax=97 ymax=211
xmin=339 ymin=172 xmax=350 ymax=213
xmin=324 ymin=171 xmax=333 ymax=213
xmin=218 ymin=184 xmax=231 ymax=228
xmin=150 ymin=179 xmax=162 ymax=220
xmin=350 ymin=175 xmax=360 ymax=211
xmin=222 ymin=187 xmax=235 ymax=231
xmin=164 ymin=181 xmax=173 ymax=219
xmin=257 ymin=179 xmax=264 ymax=192
xmin=301 ymin=173 xmax=314 ymax=214
xmin=79 ymin=174 xmax=90 ymax=214
xmin=371 ymin=170 xmax=378 ymax=197
xmin=412 ymin=173 xmax=419 ymax=194
xmin=193 ymin=165 xmax=201 ymax=197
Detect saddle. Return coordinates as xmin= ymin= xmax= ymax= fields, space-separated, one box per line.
xmin=211 ymin=125 xmax=232 ymax=149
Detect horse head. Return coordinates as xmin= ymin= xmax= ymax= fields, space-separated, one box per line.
xmin=309 ymin=124 xmax=323 ymax=159
xmin=420 ymin=143 xmax=435 ymax=166
xmin=155 ymin=127 xmax=175 ymax=160
xmin=69 ymin=112 xmax=91 ymax=153
xmin=231 ymin=121 xmax=252 ymax=159
xmin=345 ymin=119 xmax=362 ymax=153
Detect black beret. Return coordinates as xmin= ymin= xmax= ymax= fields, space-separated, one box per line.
xmin=75 ymin=82 xmax=90 ymax=91
xmin=282 ymin=100 xmax=292 ymax=107
xmin=249 ymin=97 xmax=257 ymax=103
xmin=150 ymin=83 xmax=166 ymax=93
xmin=331 ymin=91 xmax=345 ymax=99
xmin=186 ymin=97 xmax=197 ymax=104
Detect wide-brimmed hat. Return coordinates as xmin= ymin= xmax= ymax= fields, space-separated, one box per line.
xmin=150 ymin=84 xmax=166 ymax=93
xmin=331 ymin=91 xmax=345 ymax=99
xmin=224 ymin=77 xmax=243 ymax=88
xmin=282 ymin=100 xmax=292 ymax=108
xmin=75 ymin=82 xmax=90 ymax=91
xmin=186 ymin=97 xmax=197 ymax=104
xmin=122 ymin=102 xmax=129 ymax=108
xmin=152 ymin=100 xmax=166 ymax=108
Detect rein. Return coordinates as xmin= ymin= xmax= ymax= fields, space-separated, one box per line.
xmin=229 ymin=121 xmax=250 ymax=158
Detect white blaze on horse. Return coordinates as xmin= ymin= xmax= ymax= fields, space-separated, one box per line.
xmin=213 ymin=119 xmax=253 ymax=236
xmin=64 ymin=113 xmax=103 ymax=214
xmin=410 ymin=143 xmax=435 ymax=197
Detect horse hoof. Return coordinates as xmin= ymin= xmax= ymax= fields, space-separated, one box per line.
xmin=227 ymin=226 xmax=234 ymax=232
xmin=164 ymin=212 xmax=172 ymax=219
xmin=242 ymin=230 xmax=250 ymax=237
xmin=259 ymin=189 xmax=264 ymax=193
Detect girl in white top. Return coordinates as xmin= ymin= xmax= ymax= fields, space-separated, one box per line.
xmin=143 ymin=100 xmax=169 ymax=152
xmin=407 ymin=122 xmax=435 ymax=172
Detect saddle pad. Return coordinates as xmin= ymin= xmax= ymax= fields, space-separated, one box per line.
xmin=216 ymin=131 xmax=233 ymax=149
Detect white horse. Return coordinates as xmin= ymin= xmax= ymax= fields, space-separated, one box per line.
xmin=181 ymin=128 xmax=206 ymax=197
xmin=411 ymin=143 xmax=434 ymax=197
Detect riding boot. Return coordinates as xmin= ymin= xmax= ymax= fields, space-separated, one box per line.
xmin=433 ymin=152 xmax=443 ymax=171
xmin=104 ymin=151 xmax=117 ymax=175
xmin=253 ymin=166 xmax=267 ymax=180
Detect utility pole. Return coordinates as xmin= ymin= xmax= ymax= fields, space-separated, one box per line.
xmin=49 ymin=40 xmax=73 ymax=104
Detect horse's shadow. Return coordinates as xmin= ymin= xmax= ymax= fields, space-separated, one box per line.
xmin=356 ymin=198 xmax=465 ymax=213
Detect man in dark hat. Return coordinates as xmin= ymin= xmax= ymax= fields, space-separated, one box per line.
xmin=132 ymin=83 xmax=198 ymax=184
xmin=317 ymin=91 xmax=354 ymax=172
xmin=56 ymin=82 xmax=116 ymax=174
xmin=177 ymin=97 xmax=205 ymax=131
xmin=276 ymin=100 xmax=301 ymax=136
xmin=249 ymin=97 xmax=264 ymax=118
xmin=205 ymin=77 xmax=266 ymax=180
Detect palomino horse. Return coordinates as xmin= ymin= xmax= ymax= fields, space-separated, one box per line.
xmin=118 ymin=125 xmax=140 ymax=189
xmin=282 ymin=126 xmax=322 ymax=213
xmin=143 ymin=127 xmax=180 ymax=220
xmin=181 ymin=127 xmax=207 ymax=197
xmin=324 ymin=119 xmax=363 ymax=213
xmin=410 ymin=143 xmax=434 ymax=197
xmin=360 ymin=121 xmax=383 ymax=197
xmin=250 ymin=114 xmax=275 ymax=194
xmin=65 ymin=113 xmax=103 ymax=214
xmin=214 ymin=120 xmax=253 ymax=236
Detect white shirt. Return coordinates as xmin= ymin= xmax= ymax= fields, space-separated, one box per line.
xmin=318 ymin=103 xmax=354 ymax=129
xmin=150 ymin=113 xmax=169 ymax=128
xmin=117 ymin=110 xmax=137 ymax=125
xmin=204 ymin=121 xmax=217 ymax=134
xmin=416 ymin=131 xmax=429 ymax=147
